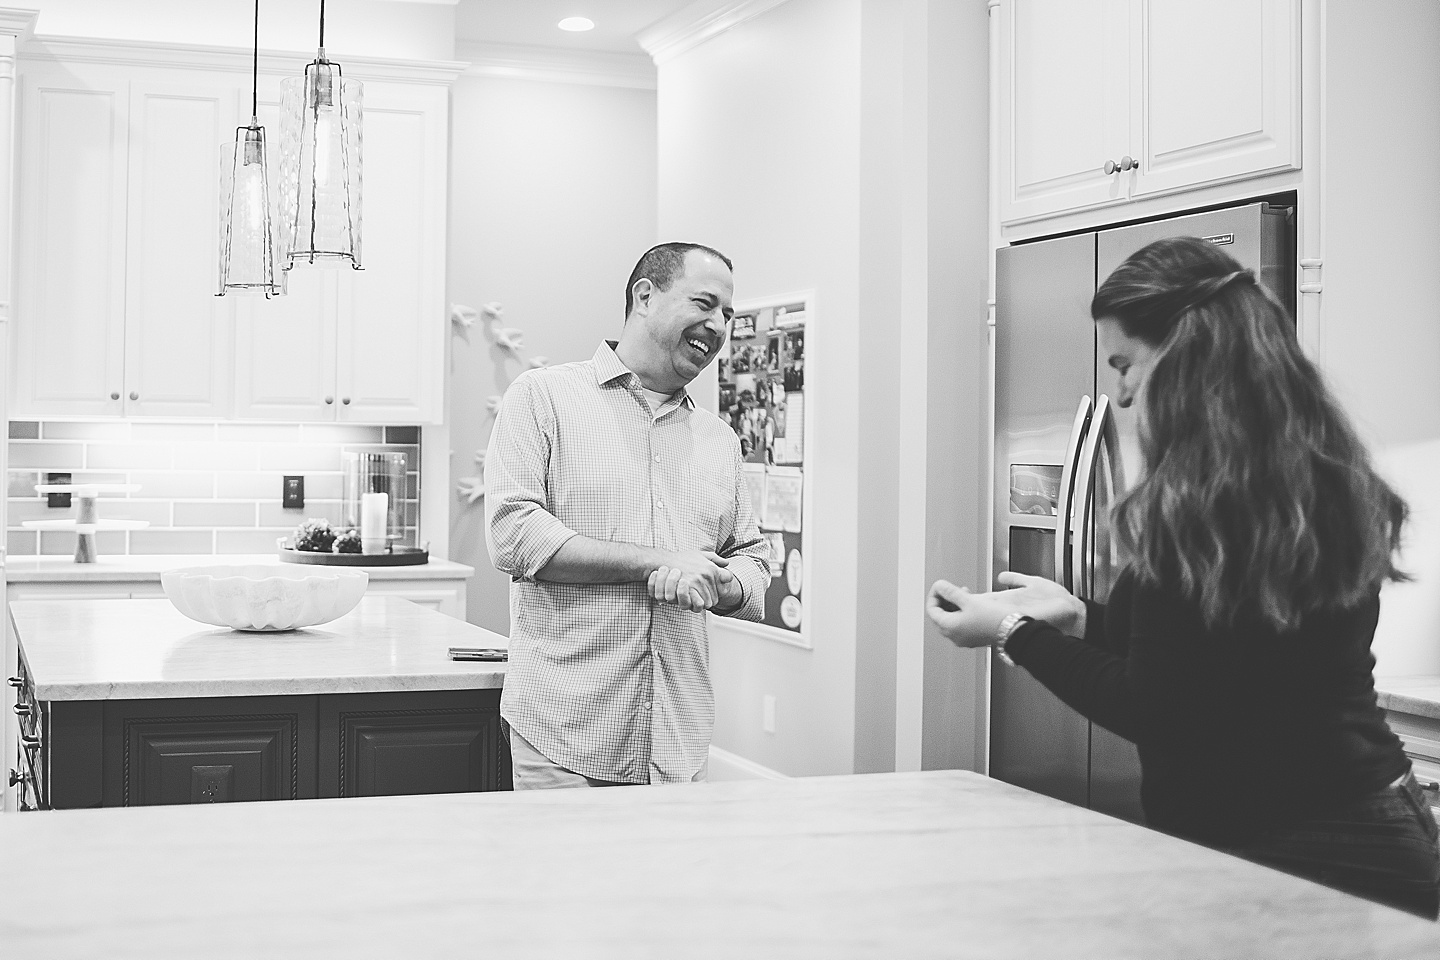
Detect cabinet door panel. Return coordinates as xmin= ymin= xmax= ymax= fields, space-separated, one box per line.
xmin=235 ymin=268 xmax=337 ymax=419
xmin=319 ymin=690 xmax=509 ymax=797
xmin=336 ymin=86 xmax=445 ymax=423
xmin=124 ymin=83 xmax=237 ymax=417
xmin=14 ymin=73 xmax=127 ymax=416
xmin=232 ymin=95 xmax=337 ymax=420
xmin=1133 ymin=0 xmax=1300 ymax=195
xmin=101 ymin=696 xmax=318 ymax=807
xmin=999 ymin=0 xmax=1130 ymax=224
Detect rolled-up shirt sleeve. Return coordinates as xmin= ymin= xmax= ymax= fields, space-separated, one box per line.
xmin=484 ymin=374 xmax=577 ymax=580
xmin=716 ymin=445 xmax=769 ymax=623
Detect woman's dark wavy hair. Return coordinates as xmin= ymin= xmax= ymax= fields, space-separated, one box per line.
xmin=1091 ymin=236 xmax=1408 ymax=632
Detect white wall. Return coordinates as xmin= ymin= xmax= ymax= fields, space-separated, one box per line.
xmin=447 ymin=74 xmax=657 ymax=633
xmin=660 ymin=0 xmax=863 ymax=777
xmin=657 ymin=0 xmax=991 ymax=776
xmin=1321 ymin=1 xmax=1440 ymax=675
xmin=24 ymin=0 xmax=456 ymax=60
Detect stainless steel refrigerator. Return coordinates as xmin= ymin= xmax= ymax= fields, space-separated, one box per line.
xmin=991 ymin=201 xmax=1295 ymax=822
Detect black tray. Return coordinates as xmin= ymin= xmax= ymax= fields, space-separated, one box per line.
xmin=278 ymin=545 xmax=429 ymax=566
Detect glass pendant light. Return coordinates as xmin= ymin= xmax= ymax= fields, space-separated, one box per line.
xmin=277 ymin=0 xmax=363 ymax=270
xmin=218 ymin=0 xmax=284 ymax=297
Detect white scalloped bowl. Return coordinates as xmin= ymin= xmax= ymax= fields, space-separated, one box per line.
xmin=161 ymin=565 xmax=369 ymax=631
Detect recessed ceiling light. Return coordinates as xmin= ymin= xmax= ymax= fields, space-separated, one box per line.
xmin=558 ymin=17 xmax=595 ymax=32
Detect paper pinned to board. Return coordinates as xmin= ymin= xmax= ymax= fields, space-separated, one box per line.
xmin=763 ymin=466 xmax=803 ymax=533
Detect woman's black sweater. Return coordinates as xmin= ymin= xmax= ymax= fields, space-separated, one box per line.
xmin=1004 ymin=568 xmax=1409 ymax=847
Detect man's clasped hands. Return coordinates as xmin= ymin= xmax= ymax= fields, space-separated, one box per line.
xmin=647 ymin=551 xmax=741 ymax=613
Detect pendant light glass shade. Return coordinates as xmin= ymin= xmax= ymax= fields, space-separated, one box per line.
xmin=277 ymin=51 xmax=363 ymax=270
xmin=218 ymin=124 xmax=285 ymax=297
xmin=217 ymin=0 xmax=283 ymax=298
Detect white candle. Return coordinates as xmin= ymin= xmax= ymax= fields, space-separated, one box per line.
xmin=361 ymin=491 xmax=389 ymax=554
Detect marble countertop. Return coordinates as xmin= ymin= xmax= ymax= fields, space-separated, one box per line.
xmin=10 ymin=595 xmax=506 ymax=701
xmin=3 ymin=553 xmax=474 ymax=583
xmin=2 ymin=770 xmax=1435 ymax=959
xmin=1377 ymin=676 xmax=1440 ymax=721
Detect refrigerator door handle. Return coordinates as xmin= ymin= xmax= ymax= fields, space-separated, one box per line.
xmin=1094 ymin=397 xmax=1127 ymax=597
xmin=1054 ymin=396 xmax=1093 ymax=592
xmin=1071 ymin=395 xmax=1112 ymax=601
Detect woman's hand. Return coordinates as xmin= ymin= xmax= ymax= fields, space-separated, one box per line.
xmin=994 ymin=572 xmax=1087 ymax=637
xmin=926 ymin=573 xmax=1087 ymax=649
xmin=926 ymin=580 xmax=1012 ymax=648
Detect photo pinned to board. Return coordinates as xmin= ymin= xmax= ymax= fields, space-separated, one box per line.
xmin=716 ymin=291 xmax=813 ymax=647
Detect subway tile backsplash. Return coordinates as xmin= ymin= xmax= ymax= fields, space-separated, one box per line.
xmin=6 ymin=421 xmax=422 ymax=557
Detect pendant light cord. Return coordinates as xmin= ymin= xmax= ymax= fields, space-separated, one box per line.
xmin=251 ymin=0 xmax=259 ymax=120
xmin=319 ymin=0 xmax=326 ymax=49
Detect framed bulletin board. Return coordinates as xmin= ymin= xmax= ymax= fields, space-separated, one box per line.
xmin=714 ymin=291 xmax=813 ymax=648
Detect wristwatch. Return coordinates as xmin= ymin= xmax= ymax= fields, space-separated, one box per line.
xmin=995 ymin=613 xmax=1032 ymax=667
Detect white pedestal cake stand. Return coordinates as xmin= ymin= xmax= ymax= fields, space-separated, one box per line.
xmin=25 ymin=483 xmax=150 ymax=562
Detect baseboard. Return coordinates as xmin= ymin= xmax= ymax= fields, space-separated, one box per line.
xmin=708 ymin=744 xmax=788 ymax=781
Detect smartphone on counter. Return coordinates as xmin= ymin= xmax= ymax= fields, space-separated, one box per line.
xmin=448 ymin=647 xmax=508 ymax=662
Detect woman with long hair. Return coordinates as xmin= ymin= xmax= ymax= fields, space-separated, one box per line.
xmin=928 ymin=236 xmax=1440 ymax=917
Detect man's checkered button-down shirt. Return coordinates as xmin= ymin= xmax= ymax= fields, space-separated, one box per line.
xmin=485 ymin=342 xmax=769 ymax=784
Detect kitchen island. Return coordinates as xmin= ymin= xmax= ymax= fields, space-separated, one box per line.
xmin=8 ymin=596 xmax=510 ymax=810
xmin=1377 ymin=676 xmax=1440 ymax=820
xmin=2 ymin=770 xmax=1436 ymax=958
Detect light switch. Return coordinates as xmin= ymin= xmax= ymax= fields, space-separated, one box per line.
xmin=283 ymin=475 xmax=305 ymax=509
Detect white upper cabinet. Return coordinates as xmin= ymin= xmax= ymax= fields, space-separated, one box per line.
xmin=998 ymin=0 xmax=1300 ymax=226
xmin=14 ymin=66 xmax=236 ymax=418
xmin=14 ymin=46 xmax=454 ymax=424
xmin=234 ymin=79 xmax=447 ymax=424
xmin=999 ymin=0 xmax=1132 ymax=224
xmin=233 ymin=268 xmax=336 ymax=421
xmin=336 ymin=82 xmax=446 ymax=424
xmin=13 ymin=69 xmax=129 ymax=417
xmin=123 ymin=82 xmax=237 ymax=418
xmin=1131 ymin=0 xmax=1300 ymax=197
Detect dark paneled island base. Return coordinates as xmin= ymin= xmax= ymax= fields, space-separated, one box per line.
xmin=43 ymin=688 xmax=510 ymax=808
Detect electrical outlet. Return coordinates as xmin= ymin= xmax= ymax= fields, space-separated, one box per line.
xmin=283 ymin=475 xmax=305 ymax=509
xmin=191 ymin=765 xmax=233 ymax=803
xmin=45 ymin=472 xmax=71 ymax=508
xmin=762 ymin=694 xmax=776 ymax=734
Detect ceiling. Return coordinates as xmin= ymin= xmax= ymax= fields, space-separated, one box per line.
xmin=454 ymin=0 xmax=698 ymax=55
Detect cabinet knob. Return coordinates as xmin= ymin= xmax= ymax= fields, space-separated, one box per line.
xmin=325 ymin=396 xmax=334 ymax=405
xmin=19 ymin=732 xmax=40 ymax=748
xmin=1119 ymin=155 xmax=1135 ymax=171
xmin=13 ymin=702 xmax=33 ymax=717
xmin=1103 ymin=159 xmax=1118 ymax=175
xmin=1422 ymin=780 xmax=1440 ymax=795
xmin=8 ymin=769 xmax=21 ymax=787
xmin=110 ymin=391 xmax=120 ymax=400
xmin=129 ymin=391 xmax=139 ymax=401
xmin=342 ymin=397 xmax=351 ymax=405
xmin=6 ymin=676 xmax=23 ymax=688
xmin=1103 ymin=156 xmax=1137 ymax=175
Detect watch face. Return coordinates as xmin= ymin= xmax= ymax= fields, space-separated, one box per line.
xmin=785 ymin=549 xmax=803 ymax=596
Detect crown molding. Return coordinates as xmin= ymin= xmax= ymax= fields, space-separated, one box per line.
xmin=0 ymin=7 xmax=38 ymax=40
xmin=454 ymin=40 xmax=655 ymax=90
xmin=636 ymin=0 xmax=790 ymax=65
xmin=18 ymin=34 xmax=468 ymax=85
